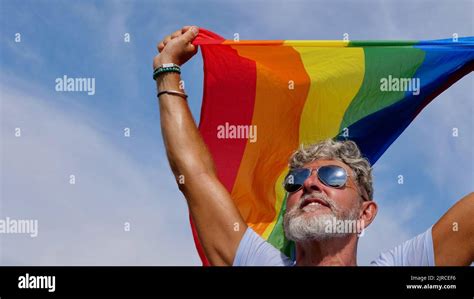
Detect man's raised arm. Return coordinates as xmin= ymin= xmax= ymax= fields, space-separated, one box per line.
xmin=432 ymin=192 xmax=474 ymax=265
xmin=153 ymin=26 xmax=247 ymax=265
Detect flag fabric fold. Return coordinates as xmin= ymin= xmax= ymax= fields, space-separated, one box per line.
xmin=190 ymin=29 xmax=474 ymax=265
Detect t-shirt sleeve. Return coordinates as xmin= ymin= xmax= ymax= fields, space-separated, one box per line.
xmin=370 ymin=226 xmax=435 ymax=266
xmin=233 ymin=227 xmax=294 ymax=266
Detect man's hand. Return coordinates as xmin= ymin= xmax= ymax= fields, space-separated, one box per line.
xmin=154 ymin=26 xmax=199 ymax=68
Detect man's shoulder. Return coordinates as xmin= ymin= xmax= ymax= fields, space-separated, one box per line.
xmin=233 ymin=227 xmax=294 ymax=266
xmin=371 ymin=226 xmax=435 ymax=266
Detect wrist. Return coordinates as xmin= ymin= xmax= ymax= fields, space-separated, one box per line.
xmin=153 ymin=63 xmax=181 ymax=80
xmin=156 ymin=72 xmax=181 ymax=91
xmin=154 ymin=54 xmax=180 ymax=69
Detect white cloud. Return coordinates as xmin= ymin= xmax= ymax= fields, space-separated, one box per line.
xmin=0 ymin=80 xmax=200 ymax=265
xmin=3 ymin=38 xmax=43 ymax=65
xmin=414 ymin=76 xmax=474 ymax=199
xmin=226 ymin=0 xmax=472 ymax=40
xmin=357 ymin=193 xmax=424 ymax=265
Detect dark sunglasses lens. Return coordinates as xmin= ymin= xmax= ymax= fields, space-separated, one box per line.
xmin=318 ymin=165 xmax=347 ymax=188
xmin=284 ymin=168 xmax=311 ymax=192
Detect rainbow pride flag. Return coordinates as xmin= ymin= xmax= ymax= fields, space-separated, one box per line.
xmin=190 ymin=29 xmax=474 ymax=265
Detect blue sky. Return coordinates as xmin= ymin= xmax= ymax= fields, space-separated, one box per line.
xmin=0 ymin=0 xmax=472 ymax=265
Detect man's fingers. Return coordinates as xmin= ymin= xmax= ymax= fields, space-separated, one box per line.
xmin=171 ymin=29 xmax=182 ymax=39
xmin=181 ymin=26 xmax=192 ymax=33
xmin=181 ymin=26 xmax=198 ymax=35
xmin=157 ymin=32 xmax=176 ymax=52
xmin=181 ymin=26 xmax=199 ymax=43
xmin=156 ymin=26 xmax=199 ymax=54
xmin=157 ymin=41 xmax=165 ymax=52
xmin=163 ymin=35 xmax=172 ymax=45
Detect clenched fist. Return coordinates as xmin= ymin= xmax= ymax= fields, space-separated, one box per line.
xmin=153 ymin=26 xmax=199 ymax=69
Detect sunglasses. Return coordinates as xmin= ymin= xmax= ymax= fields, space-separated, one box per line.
xmin=283 ymin=165 xmax=351 ymax=193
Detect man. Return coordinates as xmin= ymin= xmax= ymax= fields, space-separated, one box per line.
xmin=153 ymin=26 xmax=474 ymax=266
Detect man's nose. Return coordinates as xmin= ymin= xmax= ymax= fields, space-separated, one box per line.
xmin=302 ymin=171 xmax=325 ymax=193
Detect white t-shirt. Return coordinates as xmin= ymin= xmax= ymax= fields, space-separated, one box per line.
xmin=233 ymin=226 xmax=435 ymax=266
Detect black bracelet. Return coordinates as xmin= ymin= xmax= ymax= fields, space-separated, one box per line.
xmin=153 ymin=64 xmax=181 ymax=80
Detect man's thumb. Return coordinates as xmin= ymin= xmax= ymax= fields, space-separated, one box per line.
xmin=182 ymin=26 xmax=199 ymax=42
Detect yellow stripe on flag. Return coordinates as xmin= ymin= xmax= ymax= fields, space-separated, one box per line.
xmin=284 ymin=40 xmax=350 ymax=47
xmin=262 ymin=46 xmax=365 ymax=238
xmin=295 ymin=47 xmax=366 ymax=143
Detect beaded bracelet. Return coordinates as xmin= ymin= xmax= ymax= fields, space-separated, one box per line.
xmin=153 ymin=63 xmax=181 ymax=80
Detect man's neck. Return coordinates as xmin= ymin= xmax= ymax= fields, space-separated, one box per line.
xmin=295 ymin=236 xmax=358 ymax=266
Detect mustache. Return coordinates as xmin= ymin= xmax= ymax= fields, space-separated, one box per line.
xmin=298 ymin=192 xmax=337 ymax=211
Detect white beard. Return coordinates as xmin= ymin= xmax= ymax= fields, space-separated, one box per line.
xmin=283 ymin=194 xmax=360 ymax=242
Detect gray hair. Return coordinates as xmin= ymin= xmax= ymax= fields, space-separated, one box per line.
xmin=288 ymin=139 xmax=374 ymax=200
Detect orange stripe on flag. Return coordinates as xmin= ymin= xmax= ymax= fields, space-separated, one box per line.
xmin=229 ymin=44 xmax=311 ymax=235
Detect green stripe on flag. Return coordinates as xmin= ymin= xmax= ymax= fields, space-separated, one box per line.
xmin=340 ymin=46 xmax=425 ymax=130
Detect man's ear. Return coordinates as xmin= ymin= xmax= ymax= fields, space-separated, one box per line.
xmin=359 ymin=200 xmax=378 ymax=229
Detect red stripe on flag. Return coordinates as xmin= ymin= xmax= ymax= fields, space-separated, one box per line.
xmin=190 ymin=30 xmax=257 ymax=265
